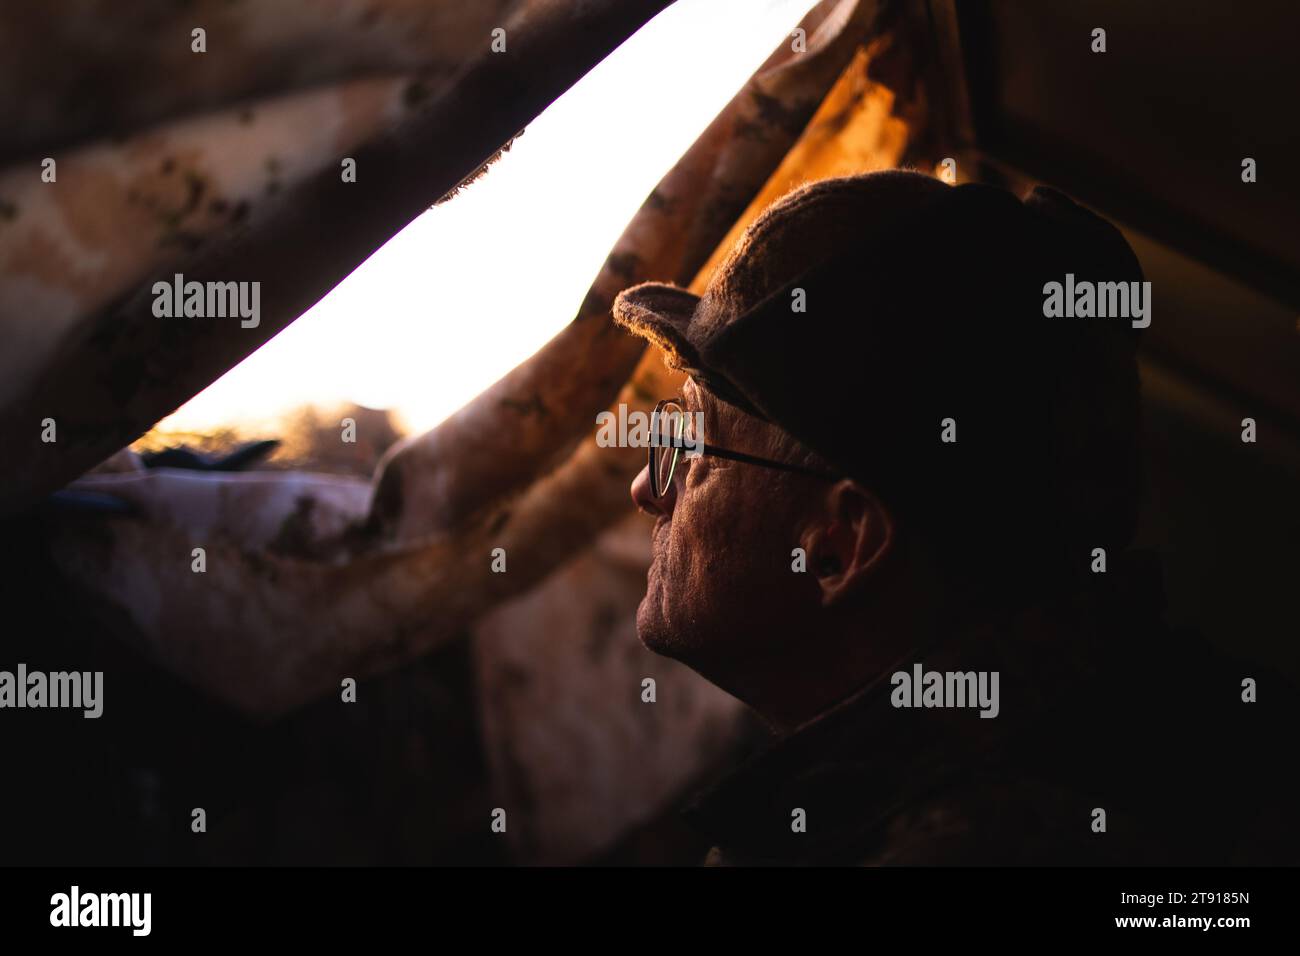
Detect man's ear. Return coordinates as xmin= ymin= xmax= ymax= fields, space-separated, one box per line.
xmin=800 ymin=480 xmax=894 ymax=607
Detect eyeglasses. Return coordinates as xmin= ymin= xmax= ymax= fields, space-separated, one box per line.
xmin=648 ymin=398 xmax=839 ymax=497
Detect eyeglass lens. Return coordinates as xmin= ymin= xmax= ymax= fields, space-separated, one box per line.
xmin=652 ymin=402 xmax=685 ymax=497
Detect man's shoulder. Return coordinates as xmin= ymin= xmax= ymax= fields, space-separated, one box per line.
xmin=685 ymin=587 xmax=1300 ymax=866
xmin=855 ymin=770 xmax=1147 ymax=866
xmin=699 ymin=766 xmax=1154 ymax=866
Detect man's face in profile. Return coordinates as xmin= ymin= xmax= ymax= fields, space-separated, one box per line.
xmin=629 ymin=379 xmax=826 ymax=681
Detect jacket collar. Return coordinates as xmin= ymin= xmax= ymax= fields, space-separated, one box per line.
xmin=682 ymin=553 xmax=1166 ymax=864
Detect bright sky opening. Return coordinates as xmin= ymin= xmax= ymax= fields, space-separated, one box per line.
xmin=156 ymin=0 xmax=821 ymax=438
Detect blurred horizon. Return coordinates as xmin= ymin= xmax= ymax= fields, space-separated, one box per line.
xmin=153 ymin=0 xmax=821 ymax=441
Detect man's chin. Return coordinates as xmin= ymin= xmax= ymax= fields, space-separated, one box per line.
xmin=636 ymin=560 xmax=671 ymax=653
xmin=634 ymin=598 xmax=675 ymax=658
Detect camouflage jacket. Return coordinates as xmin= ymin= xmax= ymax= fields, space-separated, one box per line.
xmin=683 ymin=560 xmax=1299 ymax=866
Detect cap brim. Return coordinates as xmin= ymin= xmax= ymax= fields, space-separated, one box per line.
xmin=611 ymin=282 xmax=703 ymax=372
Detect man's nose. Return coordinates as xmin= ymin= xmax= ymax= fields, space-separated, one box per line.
xmin=631 ymin=464 xmax=675 ymax=517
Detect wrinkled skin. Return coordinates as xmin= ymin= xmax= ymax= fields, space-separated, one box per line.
xmin=631 ymin=378 xmax=919 ymax=731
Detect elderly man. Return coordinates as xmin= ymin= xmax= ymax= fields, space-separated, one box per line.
xmin=611 ymin=170 xmax=1297 ymax=865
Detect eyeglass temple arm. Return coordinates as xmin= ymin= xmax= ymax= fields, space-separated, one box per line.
xmin=662 ymin=436 xmax=837 ymax=480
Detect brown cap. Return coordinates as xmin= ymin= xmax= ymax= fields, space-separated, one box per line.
xmin=612 ymin=170 xmax=1146 ymax=584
